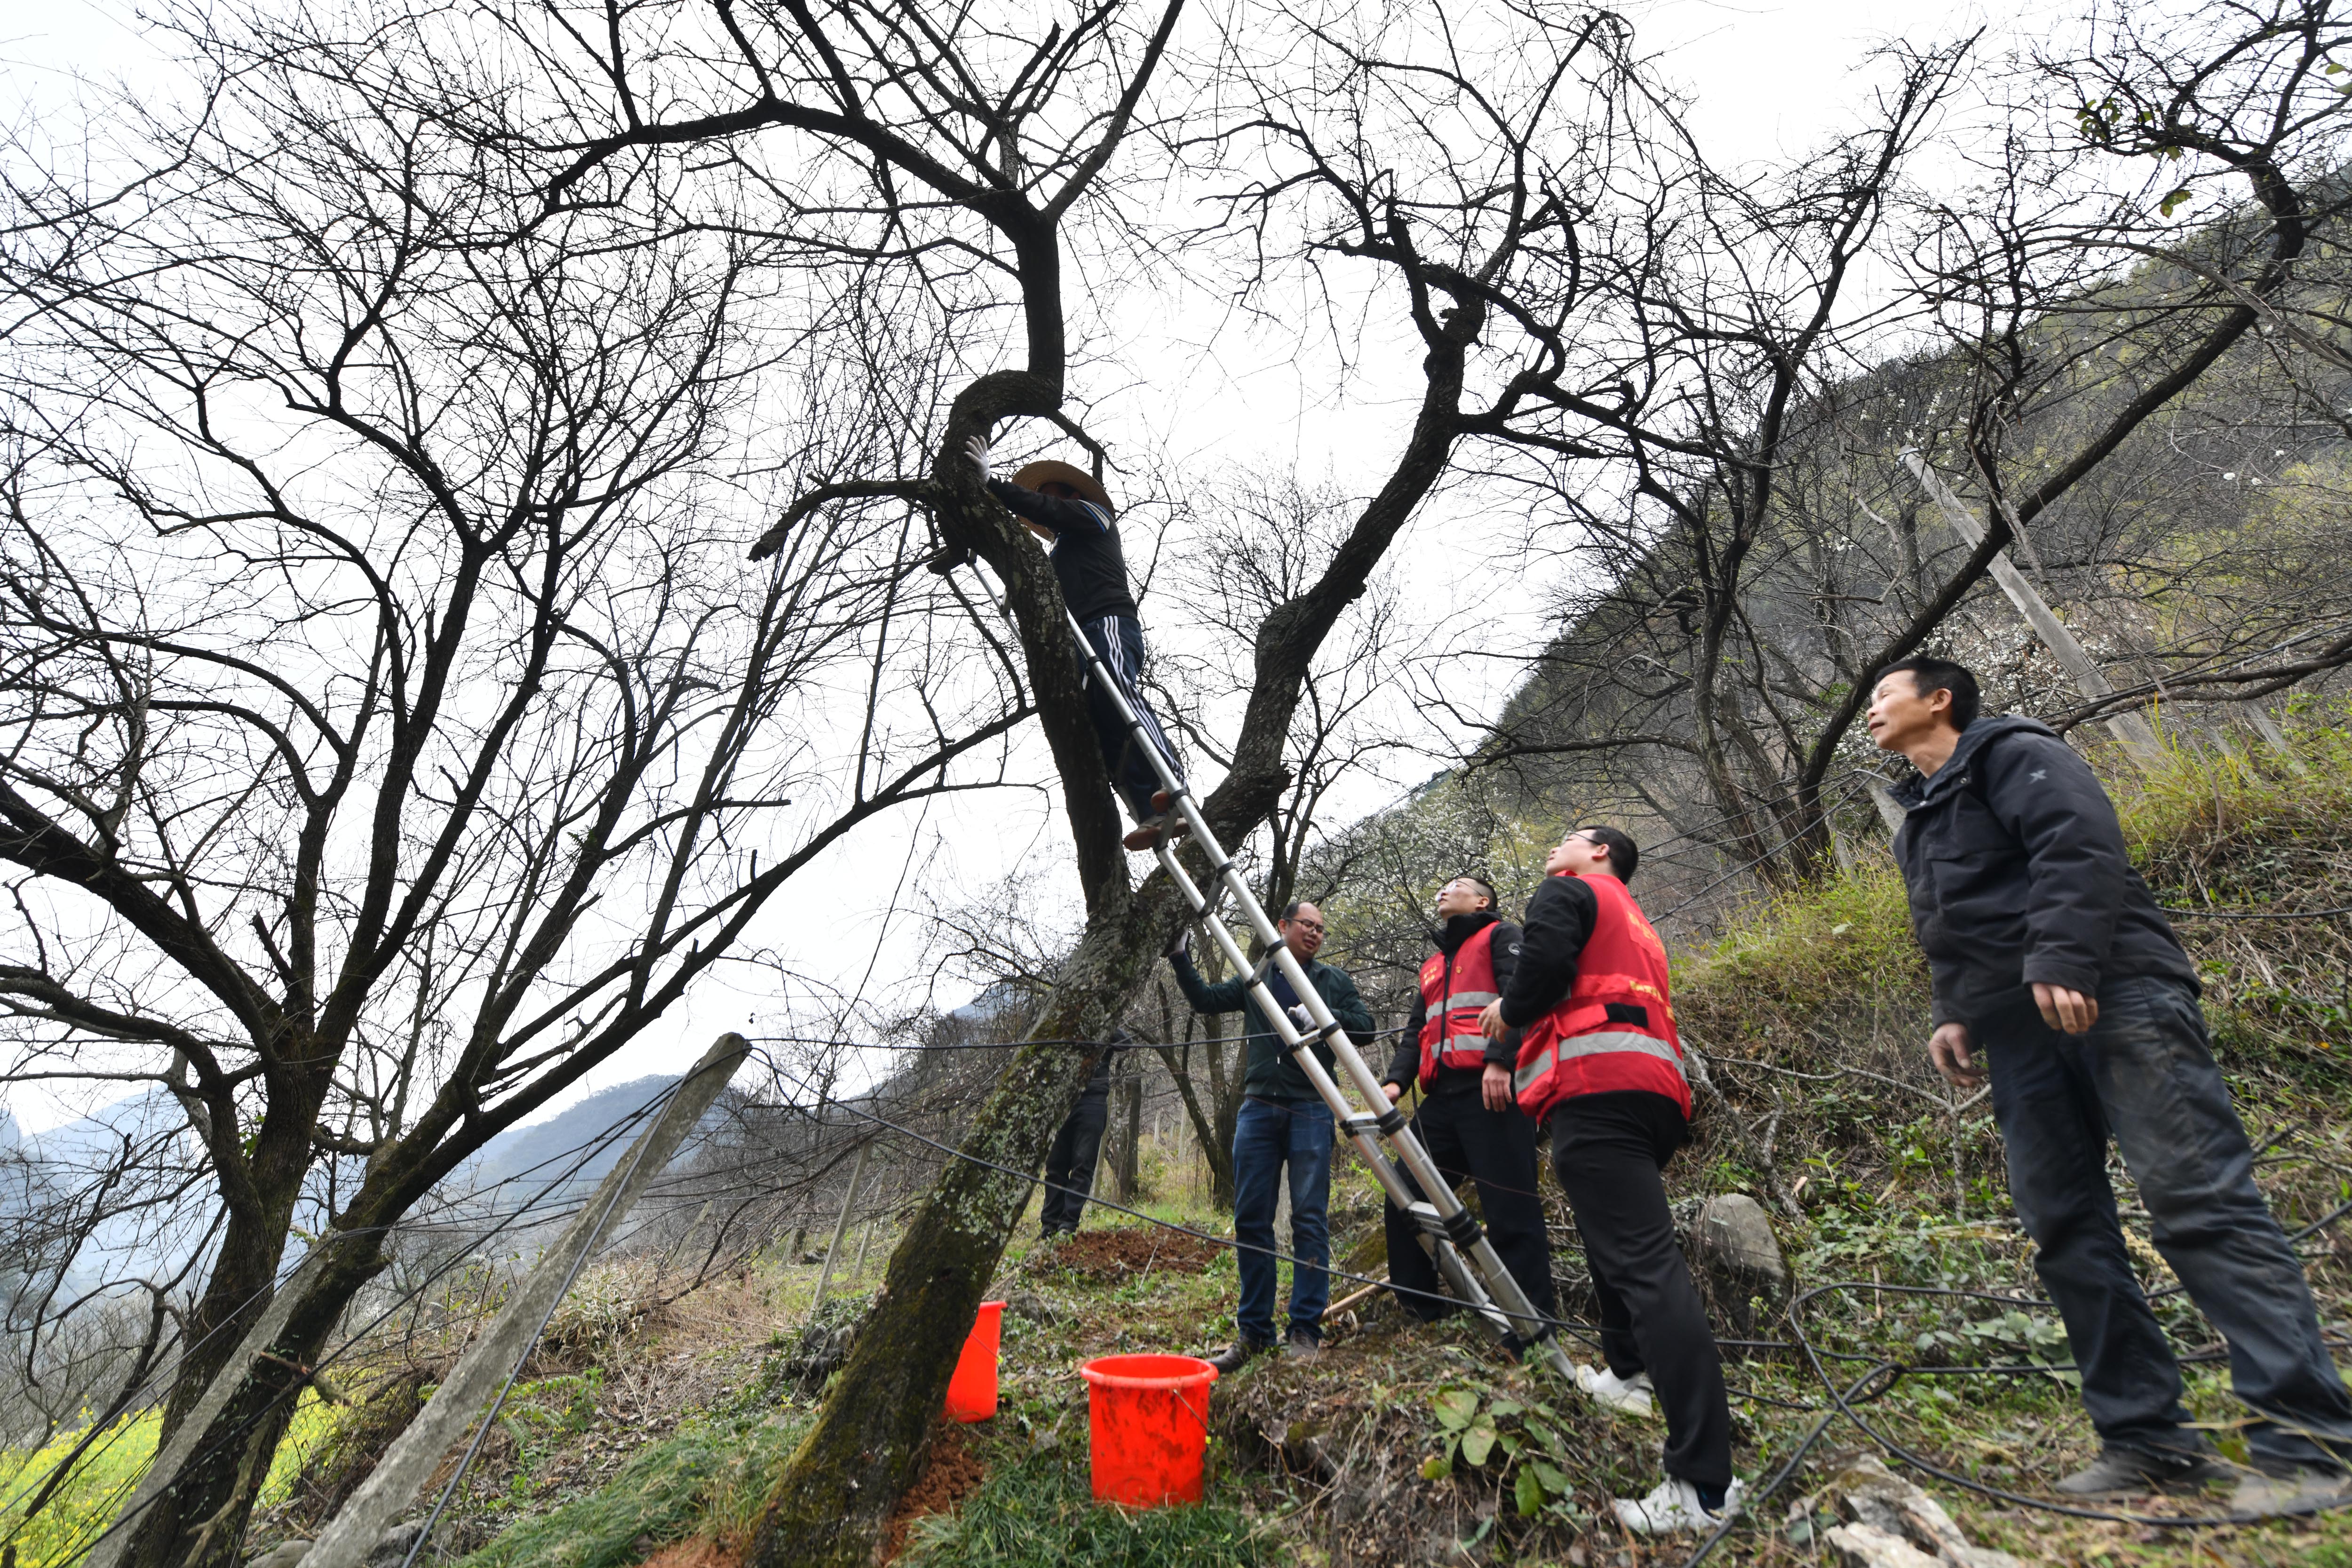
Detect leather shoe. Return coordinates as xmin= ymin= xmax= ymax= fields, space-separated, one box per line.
xmin=1203 ymin=1339 xmax=1271 ymax=1375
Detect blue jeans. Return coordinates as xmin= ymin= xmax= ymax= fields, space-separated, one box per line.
xmin=1977 ymin=975 xmax=2352 ymax=1471
xmin=1231 ymin=1097 xmax=1334 ymax=1344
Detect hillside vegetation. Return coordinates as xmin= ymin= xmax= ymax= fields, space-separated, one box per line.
xmin=9 ymin=723 xmax=2348 ymax=1568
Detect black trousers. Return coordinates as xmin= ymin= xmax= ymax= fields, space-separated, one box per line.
xmin=1383 ymin=1086 xmax=1557 ymax=1324
xmin=1551 ymin=1091 xmax=1732 ymax=1490
xmin=1041 ymin=1090 xmax=1110 ymax=1234
xmin=1076 ymin=614 xmax=1183 ymax=823
xmin=1977 ymin=977 xmax=2352 ymax=1470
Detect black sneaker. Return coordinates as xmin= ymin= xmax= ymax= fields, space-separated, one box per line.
xmin=1204 ymin=1339 xmax=1273 ymax=1374
xmin=2055 ymin=1445 xmax=2237 ymax=1498
xmin=1283 ymin=1329 xmax=1322 ymax=1362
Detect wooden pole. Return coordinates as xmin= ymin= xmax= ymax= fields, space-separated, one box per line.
xmin=1901 ymin=450 xmax=2164 ymax=766
xmin=1322 ymin=1275 xmax=1389 ymax=1321
xmin=809 ymin=1138 xmax=873 ymax=1320
xmin=286 ymin=1035 xmax=748 ymax=1568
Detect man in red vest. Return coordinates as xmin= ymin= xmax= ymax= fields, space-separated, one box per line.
xmin=1375 ymin=875 xmax=1555 ymax=1333
xmin=1479 ymin=826 xmax=1740 ymax=1535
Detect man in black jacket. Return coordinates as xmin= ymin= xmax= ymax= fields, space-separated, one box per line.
xmin=1873 ymin=655 xmax=2352 ymax=1511
xmin=967 ymin=437 xmax=1184 ymax=851
xmin=1376 ymin=875 xmax=1555 ymax=1329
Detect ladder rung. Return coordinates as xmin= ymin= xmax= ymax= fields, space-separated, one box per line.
xmin=1049 ymin=601 xmax=1571 ymax=1381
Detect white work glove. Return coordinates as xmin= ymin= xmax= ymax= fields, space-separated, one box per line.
xmin=1287 ymin=1003 xmax=1314 ymax=1032
xmin=964 ymin=434 xmax=992 ymax=482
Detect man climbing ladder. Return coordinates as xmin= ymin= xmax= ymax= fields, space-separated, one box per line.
xmin=967 ymin=437 xmax=1184 ymax=851
xmin=1019 ymin=568 xmax=1575 ymax=1383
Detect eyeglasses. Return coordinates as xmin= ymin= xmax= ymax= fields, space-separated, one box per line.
xmin=1285 ymin=918 xmax=1326 ymax=934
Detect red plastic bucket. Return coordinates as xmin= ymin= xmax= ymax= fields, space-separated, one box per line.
xmin=945 ymin=1300 xmax=1005 ymax=1421
xmin=1080 ymin=1353 xmax=1219 ymax=1506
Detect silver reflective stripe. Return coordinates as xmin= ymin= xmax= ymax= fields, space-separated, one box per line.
xmin=1438 ymin=991 xmax=1498 ymax=1011
xmin=1512 ymin=1029 xmax=1686 ymax=1094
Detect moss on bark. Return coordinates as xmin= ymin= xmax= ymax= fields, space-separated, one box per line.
xmin=743 ymin=880 xmax=1187 ymax=1567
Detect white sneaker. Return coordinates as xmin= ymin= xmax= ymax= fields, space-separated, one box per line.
xmin=1576 ymin=1363 xmax=1657 ymax=1418
xmin=1611 ymin=1475 xmax=1743 ymax=1535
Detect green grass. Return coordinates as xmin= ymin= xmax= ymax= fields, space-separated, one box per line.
xmin=900 ymin=1445 xmax=1270 ymax=1568
xmin=1672 ymin=858 xmax=1924 ymax=1050
xmin=1673 ymin=708 xmax=2352 ymax=1087
xmin=0 ymin=1396 xmax=337 ymax=1568
xmin=453 ymin=1411 xmax=808 ymax=1568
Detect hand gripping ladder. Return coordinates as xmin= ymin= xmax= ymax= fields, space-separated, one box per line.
xmin=1061 ymin=606 xmax=1573 ymax=1377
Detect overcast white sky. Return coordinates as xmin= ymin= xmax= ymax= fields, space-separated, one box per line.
xmin=1 ymin=0 xmax=2028 ymax=1131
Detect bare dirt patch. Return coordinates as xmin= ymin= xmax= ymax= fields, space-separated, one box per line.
xmin=636 ymin=1536 xmax=742 ymax=1568
xmin=880 ymin=1422 xmax=989 ymax=1562
xmin=1043 ymin=1227 xmax=1222 ymax=1280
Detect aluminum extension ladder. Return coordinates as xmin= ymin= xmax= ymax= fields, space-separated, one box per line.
xmin=1060 ymin=605 xmax=1575 ymax=1378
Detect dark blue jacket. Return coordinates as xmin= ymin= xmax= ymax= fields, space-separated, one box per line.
xmin=1890 ymin=715 xmax=2197 ymax=1027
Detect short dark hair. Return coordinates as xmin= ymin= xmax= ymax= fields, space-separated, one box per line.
xmin=1280 ymin=901 xmax=1311 ymax=922
xmin=1877 ymin=657 xmax=1980 ymax=730
xmin=1455 ymin=874 xmax=1499 ymax=910
xmin=1576 ymin=825 xmax=1641 ymax=885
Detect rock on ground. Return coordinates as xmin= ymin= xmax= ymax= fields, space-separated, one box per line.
xmin=1818 ymin=1455 xmax=2025 ymax=1568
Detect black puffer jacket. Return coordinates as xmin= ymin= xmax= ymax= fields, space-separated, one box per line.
xmin=1890 ymin=715 xmax=2197 ymax=1027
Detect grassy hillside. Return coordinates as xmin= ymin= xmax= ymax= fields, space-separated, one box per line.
xmin=8 ymin=725 xmax=2350 ymax=1568
xmin=1670 ymin=714 xmax=2352 ymax=1218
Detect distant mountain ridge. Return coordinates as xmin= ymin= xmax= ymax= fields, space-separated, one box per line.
xmin=464 ymin=1074 xmax=687 ymax=1200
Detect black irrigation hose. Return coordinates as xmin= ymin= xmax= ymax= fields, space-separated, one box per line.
xmin=2161 ymin=904 xmax=2352 ymax=921
xmin=1776 ymin=1280 xmax=2352 ymax=1534
xmin=1684 ymin=1363 xmax=1902 ymax=1568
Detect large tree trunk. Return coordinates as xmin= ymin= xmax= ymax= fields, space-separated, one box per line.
xmin=743 ymin=246 xmax=1479 ymax=1568
xmin=121 ymin=1242 xmax=389 ymax=1568
xmin=117 ymin=1047 xmax=358 ymax=1568
xmin=743 ymin=883 xmax=1181 ymax=1567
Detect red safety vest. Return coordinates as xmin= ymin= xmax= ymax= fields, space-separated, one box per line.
xmin=1512 ymin=873 xmax=1690 ymax=1122
xmin=1415 ymin=922 xmax=1502 ymax=1085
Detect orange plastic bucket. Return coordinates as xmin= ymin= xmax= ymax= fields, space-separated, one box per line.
xmin=944 ymin=1300 xmax=1005 ymax=1421
xmin=1080 ymin=1353 xmax=1219 ymax=1506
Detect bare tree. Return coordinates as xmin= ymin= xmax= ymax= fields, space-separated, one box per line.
xmin=0 ymin=21 xmax=1025 ymax=1566
xmin=1485 ymin=3 xmax=2352 ymax=886
xmin=463 ymin=3 xmax=1649 ymax=1559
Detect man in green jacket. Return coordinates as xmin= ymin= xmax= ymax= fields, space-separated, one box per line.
xmin=1169 ymin=900 xmax=1375 ymax=1369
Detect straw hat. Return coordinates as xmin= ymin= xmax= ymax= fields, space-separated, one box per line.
xmin=1010 ymin=460 xmax=1114 ymax=517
